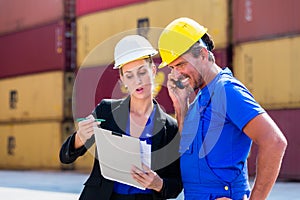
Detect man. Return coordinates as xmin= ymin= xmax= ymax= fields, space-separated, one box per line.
xmin=158 ymin=17 xmax=287 ymax=200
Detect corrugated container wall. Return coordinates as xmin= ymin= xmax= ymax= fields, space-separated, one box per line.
xmin=0 ymin=0 xmax=76 ymax=171
xmin=76 ymin=0 xmax=229 ymax=68
xmin=0 ymin=21 xmax=76 ymax=78
xmin=233 ymin=36 xmax=300 ymax=109
xmin=232 ymin=0 xmax=300 ymax=43
xmin=248 ymin=109 xmax=300 ymax=180
xmin=0 ymin=0 xmax=75 ymax=36
xmin=76 ymin=0 xmax=148 ymax=16
xmin=73 ymin=48 xmax=230 ymax=118
xmin=73 ymin=60 xmax=175 ymax=117
xmin=74 ymin=0 xmax=230 ymax=117
xmin=0 ymin=121 xmax=74 ymax=169
xmin=0 ymin=71 xmax=74 ymax=122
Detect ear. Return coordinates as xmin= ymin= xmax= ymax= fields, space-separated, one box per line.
xmin=200 ymin=47 xmax=209 ymax=60
xmin=152 ymin=65 xmax=157 ymax=76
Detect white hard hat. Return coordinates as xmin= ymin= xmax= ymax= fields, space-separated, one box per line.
xmin=113 ymin=35 xmax=158 ymax=69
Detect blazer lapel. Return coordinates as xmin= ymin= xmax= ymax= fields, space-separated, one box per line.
xmin=151 ymin=102 xmax=167 ymax=152
xmin=110 ymin=96 xmax=130 ymax=134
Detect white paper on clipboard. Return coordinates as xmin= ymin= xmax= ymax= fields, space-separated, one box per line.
xmin=93 ymin=127 xmax=146 ymax=190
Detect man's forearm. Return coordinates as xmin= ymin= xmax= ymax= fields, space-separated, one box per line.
xmin=250 ymin=139 xmax=287 ymax=200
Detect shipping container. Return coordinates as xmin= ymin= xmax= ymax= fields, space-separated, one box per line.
xmin=248 ymin=109 xmax=300 ymax=180
xmin=232 ymin=0 xmax=300 ymax=43
xmin=0 ymin=121 xmax=74 ymax=170
xmin=76 ymin=0 xmax=148 ymax=16
xmin=77 ymin=0 xmax=229 ymax=67
xmin=0 ymin=0 xmax=75 ymax=35
xmin=233 ymin=36 xmax=300 ymax=109
xmin=0 ymin=71 xmax=74 ymax=122
xmin=0 ymin=21 xmax=76 ymax=78
xmin=73 ymin=63 xmax=174 ymax=118
xmin=73 ymin=65 xmax=119 ymax=118
xmin=73 ymin=47 xmax=230 ymax=117
xmin=213 ymin=47 xmax=231 ymax=70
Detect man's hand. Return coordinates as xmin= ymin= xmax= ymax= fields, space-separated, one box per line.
xmin=167 ymin=70 xmax=194 ymax=133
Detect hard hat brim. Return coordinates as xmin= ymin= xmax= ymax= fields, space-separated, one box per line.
xmin=113 ymin=49 xmax=157 ymax=69
xmin=158 ymin=61 xmax=168 ymax=69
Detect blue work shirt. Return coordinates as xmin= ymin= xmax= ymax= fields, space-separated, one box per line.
xmin=180 ymin=68 xmax=265 ymax=199
xmin=113 ymin=105 xmax=157 ymax=194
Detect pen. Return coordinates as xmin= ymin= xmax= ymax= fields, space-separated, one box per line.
xmin=76 ymin=118 xmax=106 ymax=122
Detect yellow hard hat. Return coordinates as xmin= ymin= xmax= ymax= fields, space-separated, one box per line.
xmin=158 ymin=17 xmax=208 ymax=68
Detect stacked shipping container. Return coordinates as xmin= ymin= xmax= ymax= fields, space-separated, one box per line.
xmin=0 ymin=0 xmax=76 ymax=170
xmin=1 ymin=0 xmax=298 ymax=178
xmin=232 ymin=0 xmax=300 ymax=179
xmin=75 ymin=0 xmax=230 ymax=115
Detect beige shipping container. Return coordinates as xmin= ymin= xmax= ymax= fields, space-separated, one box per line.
xmin=77 ymin=0 xmax=229 ymax=67
xmin=0 ymin=121 xmax=74 ymax=169
xmin=233 ymin=36 xmax=300 ymax=109
xmin=0 ymin=71 xmax=74 ymax=122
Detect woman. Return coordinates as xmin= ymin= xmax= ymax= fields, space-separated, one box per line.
xmin=60 ymin=35 xmax=182 ymax=200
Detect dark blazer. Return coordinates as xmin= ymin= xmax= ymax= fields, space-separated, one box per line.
xmin=60 ymin=97 xmax=182 ymax=200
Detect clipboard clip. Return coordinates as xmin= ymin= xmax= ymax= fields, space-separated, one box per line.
xmin=112 ymin=131 xmax=123 ymax=137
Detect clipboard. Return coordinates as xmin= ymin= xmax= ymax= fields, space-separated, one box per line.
xmin=93 ymin=127 xmax=145 ymax=190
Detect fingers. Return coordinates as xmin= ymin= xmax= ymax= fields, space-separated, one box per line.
xmin=132 ymin=165 xmax=148 ymax=177
xmin=131 ymin=165 xmax=163 ymax=191
xmin=167 ymin=73 xmax=178 ymax=89
xmin=131 ymin=165 xmax=152 ymax=183
xmin=78 ymin=115 xmax=99 ymax=128
xmin=142 ymin=163 xmax=151 ymax=172
xmin=77 ymin=115 xmax=98 ymax=144
xmin=131 ymin=165 xmax=148 ymax=186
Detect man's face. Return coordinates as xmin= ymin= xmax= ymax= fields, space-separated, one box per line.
xmin=168 ymin=52 xmax=205 ymax=90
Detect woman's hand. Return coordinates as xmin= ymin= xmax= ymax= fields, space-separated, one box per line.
xmin=131 ymin=164 xmax=163 ymax=192
xmin=74 ymin=115 xmax=100 ymax=149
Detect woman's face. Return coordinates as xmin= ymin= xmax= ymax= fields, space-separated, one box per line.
xmin=121 ymin=59 xmax=156 ymax=100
